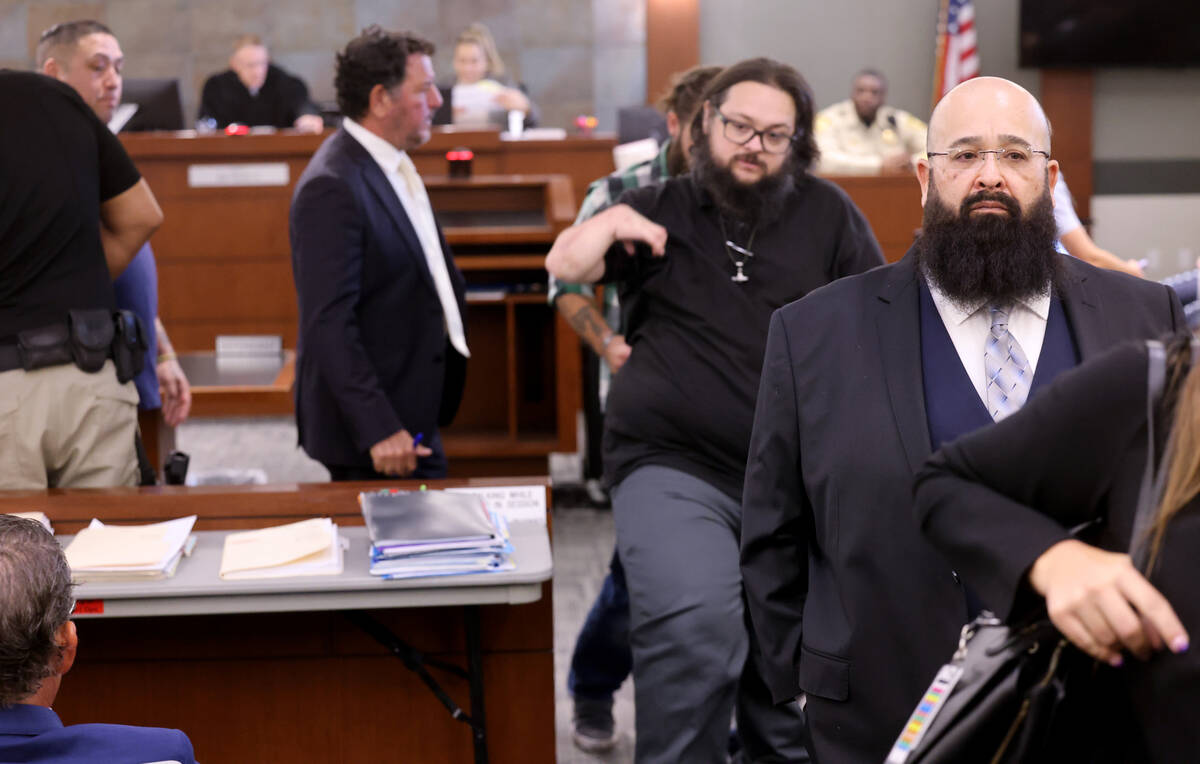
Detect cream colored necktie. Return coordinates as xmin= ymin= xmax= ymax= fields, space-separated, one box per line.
xmin=396 ymin=154 xmax=469 ymax=358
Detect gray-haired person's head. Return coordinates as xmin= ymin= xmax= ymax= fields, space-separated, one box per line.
xmin=0 ymin=516 xmax=74 ymax=709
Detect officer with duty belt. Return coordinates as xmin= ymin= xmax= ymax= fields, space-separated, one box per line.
xmin=814 ymin=68 xmax=927 ymax=175
xmin=0 ymin=71 xmax=163 ymax=490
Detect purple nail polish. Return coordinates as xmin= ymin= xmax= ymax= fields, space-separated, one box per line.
xmin=1109 ymin=655 xmax=1123 ymax=667
xmin=1172 ymin=637 xmax=1189 ymax=653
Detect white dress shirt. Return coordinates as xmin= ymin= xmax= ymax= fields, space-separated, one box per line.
xmin=341 ymin=118 xmax=470 ymax=358
xmin=926 ymin=283 xmax=1050 ymax=407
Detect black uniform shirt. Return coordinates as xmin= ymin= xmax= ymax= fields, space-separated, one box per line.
xmin=198 ymin=64 xmax=318 ymax=129
xmin=600 ymin=172 xmax=884 ymax=500
xmin=0 ymin=71 xmax=141 ymax=337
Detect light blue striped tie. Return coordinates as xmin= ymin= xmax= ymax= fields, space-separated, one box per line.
xmin=984 ymin=304 xmax=1032 ymax=421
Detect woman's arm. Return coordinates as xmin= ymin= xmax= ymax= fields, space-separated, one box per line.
xmin=495 ymin=85 xmax=530 ymax=115
xmin=1060 ymin=227 xmax=1144 ymax=277
xmin=1027 ymin=537 xmax=1185 ymax=664
xmin=914 ymin=341 xmax=1187 ymax=663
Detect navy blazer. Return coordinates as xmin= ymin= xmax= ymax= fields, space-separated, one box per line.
xmin=289 ymin=128 xmax=468 ymax=470
xmin=740 ymin=252 xmax=1185 ymax=764
xmin=0 ymin=704 xmax=195 ymax=764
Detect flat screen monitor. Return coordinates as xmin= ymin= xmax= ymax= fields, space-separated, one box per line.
xmin=119 ymin=78 xmax=185 ymax=132
xmin=1020 ymin=0 xmax=1200 ymax=67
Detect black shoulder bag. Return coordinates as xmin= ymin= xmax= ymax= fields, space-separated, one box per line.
xmin=886 ymin=340 xmax=1177 ymax=764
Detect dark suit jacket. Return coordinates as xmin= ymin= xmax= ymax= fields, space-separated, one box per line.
xmin=289 ymin=128 xmax=468 ymax=471
xmin=0 ymin=704 xmax=196 ymax=764
xmin=915 ymin=339 xmax=1200 ymax=762
xmin=739 ymin=252 xmax=1184 ymax=764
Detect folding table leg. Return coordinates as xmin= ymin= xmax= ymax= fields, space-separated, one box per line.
xmin=343 ymin=609 xmax=488 ymax=761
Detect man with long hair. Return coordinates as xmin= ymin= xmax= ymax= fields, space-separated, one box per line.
xmin=547 ymin=57 xmax=883 ymax=761
xmin=551 ymin=64 xmax=722 ymax=753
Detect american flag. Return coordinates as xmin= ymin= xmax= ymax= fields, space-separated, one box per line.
xmin=933 ymin=0 xmax=980 ymax=106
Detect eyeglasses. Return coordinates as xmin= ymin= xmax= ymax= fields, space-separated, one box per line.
xmin=715 ymin=109 xmax=796 ymax=154
xmin=927 ymin=146 xmax=1051 ymax=174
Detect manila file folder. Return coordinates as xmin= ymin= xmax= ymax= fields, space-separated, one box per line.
xmin=219 ymin=517 xmax=340 ymax=579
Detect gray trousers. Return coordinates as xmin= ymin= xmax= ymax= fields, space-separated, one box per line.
xmin=612 ymin=464 xmax=809 ymax=763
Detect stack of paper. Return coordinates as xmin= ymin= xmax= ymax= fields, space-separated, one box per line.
xmin=219 ymin=518 xmax=344 ymax=580
xmin=450 ymin=80 xmax=504 ymax=125
xmin=359 ymin=490 xmax=514 ymax=580
xmin=64 ymin=516 xmax=197 ymax=581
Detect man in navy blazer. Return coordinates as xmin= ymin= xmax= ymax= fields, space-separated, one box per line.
xmin=0 ymin=515 xmax=196 ymax=764
xmin=290 ymin=27 xmax=468 ymax=481
xmin=740 ymin=77 xmax=1185 ymax=764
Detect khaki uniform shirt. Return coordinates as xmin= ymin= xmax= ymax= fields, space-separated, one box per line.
xmin=814 ymin=99 xmax=927 ymax=175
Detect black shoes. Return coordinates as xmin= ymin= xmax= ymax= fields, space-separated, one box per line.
xmin=572 ymin=696 xmax=617 ymax=752
xmin=584 ymin=478 xmax=611 ymax=508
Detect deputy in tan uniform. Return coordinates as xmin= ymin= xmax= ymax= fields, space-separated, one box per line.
xmin=814 ymin=69 xmax=926 ymax=175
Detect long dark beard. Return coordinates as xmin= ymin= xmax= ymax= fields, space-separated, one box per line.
xmin=915 ymin=178 xmax=1061 ymax=308
xmin=690 ymin=136 xmax=796 ymax=226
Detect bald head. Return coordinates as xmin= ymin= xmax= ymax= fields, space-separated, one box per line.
xmin=915 ymin=76 xmax=1063 ymax=307
xmin=928 ymin=77 xmax=1051 ymax=154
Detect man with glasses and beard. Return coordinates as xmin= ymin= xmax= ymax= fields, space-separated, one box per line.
xmin=552 ymin=64 xmax=722 ymax=754
xmin=546 ymin=57 xmax=883 ymax=763
xmin=740 ymin=76 xmax=1185 ymax=764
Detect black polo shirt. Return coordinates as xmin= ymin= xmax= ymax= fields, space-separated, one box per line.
xmin=601 ymin=172 xmax=885 ymax=500
xmin=0 ymin=71 xmax=141 ymax=338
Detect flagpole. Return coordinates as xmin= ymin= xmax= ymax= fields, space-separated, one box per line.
xmin=932 ymin=0 xmax=950 ymax=112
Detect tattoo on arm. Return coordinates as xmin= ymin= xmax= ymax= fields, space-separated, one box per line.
xmin=568 ymin=303 xmax=609 ymax=350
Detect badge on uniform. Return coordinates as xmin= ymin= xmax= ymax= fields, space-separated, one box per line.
xmin=885 ymin=663 xmax=964 ymax=763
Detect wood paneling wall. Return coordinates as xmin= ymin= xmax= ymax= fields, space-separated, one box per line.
xmin=1040 ymin=70 xmax=1095 ymax=224
xmin=646 ymin=0 xmax=700 ymax=104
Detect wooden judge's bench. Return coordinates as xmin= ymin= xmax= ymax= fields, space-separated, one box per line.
xmin=822 ymin=171 xmax=923 ymax=263
xmin=120 ymin=127 xmax=921 ymax=474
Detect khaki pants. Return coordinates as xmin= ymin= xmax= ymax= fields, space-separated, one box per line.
xmin=0 ymin=360 xmax=139 ymax=490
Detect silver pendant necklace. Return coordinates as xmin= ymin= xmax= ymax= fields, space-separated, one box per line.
xmin=719 ymin=217 xmax=758 ymax=284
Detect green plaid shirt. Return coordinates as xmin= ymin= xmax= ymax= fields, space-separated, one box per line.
xmin=547 ymin=139 xmax=673 ymax=329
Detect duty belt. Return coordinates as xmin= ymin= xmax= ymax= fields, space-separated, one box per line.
xmin=0 ymin=342 xmax=23 ymax=372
